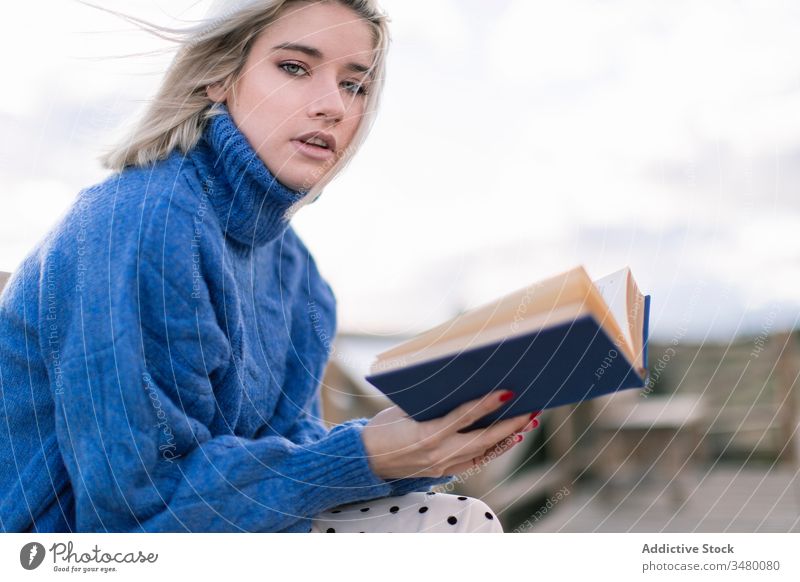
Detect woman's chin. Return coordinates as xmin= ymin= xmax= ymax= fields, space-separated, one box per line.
xmin=277 ymin=166 xmax=329 ymax=193
xmin=260 ymin=161 xmax=313 ymax=193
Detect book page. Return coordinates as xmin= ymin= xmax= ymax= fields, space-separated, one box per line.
xmin=593 ymin=267 xmax=634 ymax=351
xmin=629 ymin=275 xmax=645 ymax=371
xmin=593 ymin=266 xmax=647 ymax=373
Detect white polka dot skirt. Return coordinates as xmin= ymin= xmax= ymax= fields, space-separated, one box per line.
xmin=309 ymin=492 xmax=504 ymax=533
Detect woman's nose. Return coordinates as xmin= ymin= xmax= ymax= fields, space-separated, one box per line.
xmin=307 ymin=75 xmax=347 ymax=121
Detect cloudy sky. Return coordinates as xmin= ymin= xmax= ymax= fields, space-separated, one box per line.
xmin=1 ymin=0 xmax=798 ymax=343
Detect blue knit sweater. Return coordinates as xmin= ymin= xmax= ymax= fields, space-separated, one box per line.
xmin=0 ymin=104 xmax=449 ymax=532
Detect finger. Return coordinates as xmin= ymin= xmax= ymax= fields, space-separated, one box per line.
xmin=443 ymin=433 xmax=524 ymax=475
xmin=433 ymin=389 xmax=517 ymax=434
xmin=520 ymin=415 xmax=540 ymax=432
xmin=437 ymin=411 xmax=531 ymax=469
xmin=453 ymin=410 xmax=534 ymax=454
xmin=479 ymin=432 xmax=523 ymax=464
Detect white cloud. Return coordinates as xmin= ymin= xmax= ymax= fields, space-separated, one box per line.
xmin=381 ymin=0 xmax=469 ymax=56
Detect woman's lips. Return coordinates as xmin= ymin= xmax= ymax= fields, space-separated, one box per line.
xmin=291 ymin=139 xmax=335 ymax=161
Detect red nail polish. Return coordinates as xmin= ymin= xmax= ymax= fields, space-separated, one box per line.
xmin=529 ymin=411 xmax=541 ymax=420
xmin=499 ymin=391 xmax=515 ymax=402
xmin=531 ymin=418 xmax=539 ymax=429
xmin=515 ymin=434 xmax=523 ymax=442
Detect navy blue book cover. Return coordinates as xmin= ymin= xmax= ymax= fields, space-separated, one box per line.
xmin=365 ymin=295 xmax=651 ymax=430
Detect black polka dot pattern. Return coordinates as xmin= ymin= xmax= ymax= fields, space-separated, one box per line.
xmin=310 ymin=492 xmax=505 ymax=532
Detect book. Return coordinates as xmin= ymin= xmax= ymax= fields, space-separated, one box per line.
xmin=364 ymin=266 xmax=650 ymax=430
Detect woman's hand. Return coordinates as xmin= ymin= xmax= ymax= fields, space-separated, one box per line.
xmin=361 ymin=390 xmax=539 ymax=480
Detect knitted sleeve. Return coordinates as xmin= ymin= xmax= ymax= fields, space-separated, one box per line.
xmin=42 ymin=195 xmax=394 ymax=532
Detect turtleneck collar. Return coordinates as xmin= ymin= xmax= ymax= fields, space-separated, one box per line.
xmin=189 ymin=103 xmax=306 ymax=247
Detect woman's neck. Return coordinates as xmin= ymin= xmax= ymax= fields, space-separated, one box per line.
xmin=190 ymin=103 xmax=305 ymax=247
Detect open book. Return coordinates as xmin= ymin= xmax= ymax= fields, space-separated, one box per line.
xmin=365 ymin=266 xmax=650 ymax=430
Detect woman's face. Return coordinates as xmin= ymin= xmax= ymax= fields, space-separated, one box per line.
xmin=207 ymin=1 xmax=376 ymax=192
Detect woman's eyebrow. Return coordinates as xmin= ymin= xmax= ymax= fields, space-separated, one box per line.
xmin=271 ymin=42 xmax=372 ymax=74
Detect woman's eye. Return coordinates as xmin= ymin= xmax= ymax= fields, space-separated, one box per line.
xmin=279 ymin=63 xmax=306 ymax=76
xmin=342 ymin=80 xmax=368 ymax=96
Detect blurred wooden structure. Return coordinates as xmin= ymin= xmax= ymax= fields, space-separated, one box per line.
xmin=587 ymin=391 xmax=706 ymax=505
xmin=582 ymin=331 xmax=800 ymax=510
xmin=774 ymin=331 xmax=800 ymax=465
xmin=646 ymin=334 xmax=800 ymax=462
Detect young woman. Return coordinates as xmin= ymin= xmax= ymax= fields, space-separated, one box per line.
xmin=0 ymin=0 xmax=539 ymax=533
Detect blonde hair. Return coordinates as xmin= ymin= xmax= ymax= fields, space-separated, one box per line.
xmin=83 ymin=0 xmax=390 ymax=211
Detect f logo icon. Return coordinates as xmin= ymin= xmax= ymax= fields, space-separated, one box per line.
xmin=20 ymin=542 xmax=46 ymax=570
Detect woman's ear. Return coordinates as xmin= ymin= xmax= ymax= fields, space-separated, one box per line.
xmin=206 ymin=82 xmax=228 ymax=103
